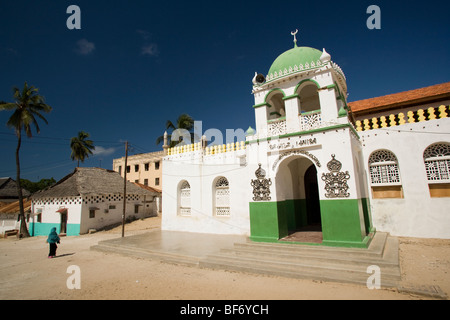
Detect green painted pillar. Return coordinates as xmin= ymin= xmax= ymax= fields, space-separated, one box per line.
xmin=319 ymin=199 xmax=371 ymax=248
xmin=249 ymin=201 xmax=288 ymax=242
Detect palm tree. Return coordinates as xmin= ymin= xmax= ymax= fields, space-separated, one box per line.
xmin=156 ymin=113 xmax=196 ymax=147
xmin=0 ymin=82 xmax=52 ymax=237
xmin=70 ymin=131 xmax=95 ymax=166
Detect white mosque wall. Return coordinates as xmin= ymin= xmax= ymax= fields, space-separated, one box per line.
xmin=162 ymin=150 xmax=251 ymax=235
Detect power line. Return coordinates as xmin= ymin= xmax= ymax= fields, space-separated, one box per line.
xmin=0 ymin=131 xmax=124 ymax=144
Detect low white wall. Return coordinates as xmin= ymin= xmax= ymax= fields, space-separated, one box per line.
xmin=79 ymin=196 xmax=152 ymax=234
xmin=0 ymin=214 xmax=20 ymax=235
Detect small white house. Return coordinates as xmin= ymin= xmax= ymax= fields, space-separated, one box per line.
xmin=0 ymin=199 xmax=31 ymax=236
xmin=30 ymin=167 xmax=159 ymax=236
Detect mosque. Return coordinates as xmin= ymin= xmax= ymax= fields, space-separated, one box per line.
xmin=161 ymin=32 xmax=450 ymax=247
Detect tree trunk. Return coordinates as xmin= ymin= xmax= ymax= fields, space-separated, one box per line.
xmin=15 ymin=131 xmax=30 ymax=238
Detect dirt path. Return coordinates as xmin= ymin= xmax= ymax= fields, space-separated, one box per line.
xmin=0 ymin=216 xmax=449 ymax=300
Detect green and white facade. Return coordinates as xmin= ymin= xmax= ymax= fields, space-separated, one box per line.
xmin=245 ymin=43 xmax=371 ymax=247
xmin=161 ymin=37 xmax=450 ymax=246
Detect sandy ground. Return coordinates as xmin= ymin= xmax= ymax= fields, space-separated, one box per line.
xmin=0 ymin=215 xmax=449 ymax=301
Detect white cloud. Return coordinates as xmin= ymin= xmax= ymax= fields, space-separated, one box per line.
xmin=92 ymin=146 xmax=116 ymax=157
xmin=5 ymin=47 xmax=18 ymax=55
xmin=136 ymin=29 xmax=151 ymax=40
xmin=141 ymin=43 xmax=159 ymax=57
xmin=76 ymin=38 xmax=95 ymax=55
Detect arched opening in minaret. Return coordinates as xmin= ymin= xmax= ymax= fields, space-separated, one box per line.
xmin=265 ymin=90 xmax=286 ymax=120
xmin=297 ymin=82 xmax=320 ymax=114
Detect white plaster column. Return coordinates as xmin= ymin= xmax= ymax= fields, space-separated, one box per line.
xmin=318 ymin=87 xmax=338 ymax=123
xmin=254 ymin=105 xmax=269 ymax=137
xmin=284 ymin=96 xmax=300 ymax=133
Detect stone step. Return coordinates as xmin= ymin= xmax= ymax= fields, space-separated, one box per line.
xmin=200 ymin=254 xmax=400 ymax=277
xmin=226 ymin=236 xmax=398 ymax=268
xmin=236 ymin=232 xmax=387 ymax=259
xmin=91 ymin=231 xmax=400 ymax=288
xmin=200 ymin=252 xmax=400 ymax=287
xmin=202 ymin=250 xmax=400 ymax=276
xmin=199 ymin=232 xmax=400 ymax=287
xmin=200 ymin=255 xmax=400 ymax=288
xmin=90 ymin=242 xmax=200 ymax=267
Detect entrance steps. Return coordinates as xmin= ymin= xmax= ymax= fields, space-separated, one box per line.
xmin=199 ymin=232 xmax=401 ymax=288
xmin=91 ymin=231 xmax=400 ymax=288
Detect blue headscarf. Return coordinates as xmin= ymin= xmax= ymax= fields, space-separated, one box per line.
xmin=47 ymin=227 xmax=60 ymax=244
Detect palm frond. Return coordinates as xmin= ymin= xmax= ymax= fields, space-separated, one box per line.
xmin=155 ymin=135 xmax=164 ymax=145
xmin=0 ymin=102 xmax=17 ymax=111
xmin=70 ymin=131 xmax=95 ymax=163
xmin=166 ymin=120 xmax=176 ymax=130
xmin=157 ymin=113 xmax=195 ymax=146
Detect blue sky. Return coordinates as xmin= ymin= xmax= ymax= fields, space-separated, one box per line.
xmin=1 ymin=0 xmax=449 ymax=181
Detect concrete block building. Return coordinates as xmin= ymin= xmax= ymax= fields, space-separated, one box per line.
xmin=113 ymin=151 xmax=163 ymax=190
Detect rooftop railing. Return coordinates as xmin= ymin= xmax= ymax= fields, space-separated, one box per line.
xmin=355 ymin=105 xmax=449 ymax=132
xmin=166 ymin=141 xmax=246 ymax=157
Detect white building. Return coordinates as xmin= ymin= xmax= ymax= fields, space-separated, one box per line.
xmin=350 ymin=83 xmax=450 ymax=239
xmin=162 ymin=36 xmax=450 ymax=246
xmin=0 ymin=199 xmax=31 ymax=236
xmin=30 ymin=167 xmax=159 ymax=236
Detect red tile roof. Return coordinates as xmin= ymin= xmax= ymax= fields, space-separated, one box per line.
xmin=348 ymin=82 xmax=450 ymax=115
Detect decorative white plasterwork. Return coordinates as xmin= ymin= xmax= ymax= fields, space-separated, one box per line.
xmin=262 ymin=61 xmax=346 ymax=88
xmin=266 ymin=59 xmax=324 ymax=83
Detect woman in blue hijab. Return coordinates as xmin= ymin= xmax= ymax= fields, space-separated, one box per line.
xmin=47 ymin=227 xmax=60 ymax=258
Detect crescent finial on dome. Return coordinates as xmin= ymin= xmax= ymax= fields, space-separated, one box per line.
xmin=291 ymin=29 xmax=298 ymax=47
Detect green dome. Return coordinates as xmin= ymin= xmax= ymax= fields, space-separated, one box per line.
xmin=267 ymin=46 xmax=323 ymax=82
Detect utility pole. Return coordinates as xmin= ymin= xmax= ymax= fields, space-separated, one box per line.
xmin=122 ymin=141 xmax=128 ymax=238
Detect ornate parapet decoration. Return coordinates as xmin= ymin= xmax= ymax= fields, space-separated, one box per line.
xmin=321 ymin=154 xmax=350 ymax=198
xmin=355 ymin=105 xmax=450 ymax=132
xmin=251 ymin=164 xmax=272 ymax=201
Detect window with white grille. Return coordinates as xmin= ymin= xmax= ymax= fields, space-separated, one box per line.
xmin=179 ymin=180 xmax=191 ymax=216
xmin=214 ymin=177 xmax=230 ymax=217
xmin=368 ymin=150 xmax=401 ymax=185
xmin=424 ymin=143 xmax=450 ymax=182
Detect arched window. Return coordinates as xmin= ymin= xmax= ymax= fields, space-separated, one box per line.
xmin=214 ymin=177 xmax=230 ymax=217
xmin=296 ymin=81 xmax=322 ymax=131
xmin=368 ymin=150 xmax=403 ymax=199
xmin=179 ymin=180 xmax=191 ymax=216
xmin=423 ymin=143 xmax=450 ymax=181
xmin=266 ymin=90 xmax=286 ymax=120
xmin=297 ymin=83 xmax=320 ymax=113
xmin=368 ymin=150 xmax=401 ymax=185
